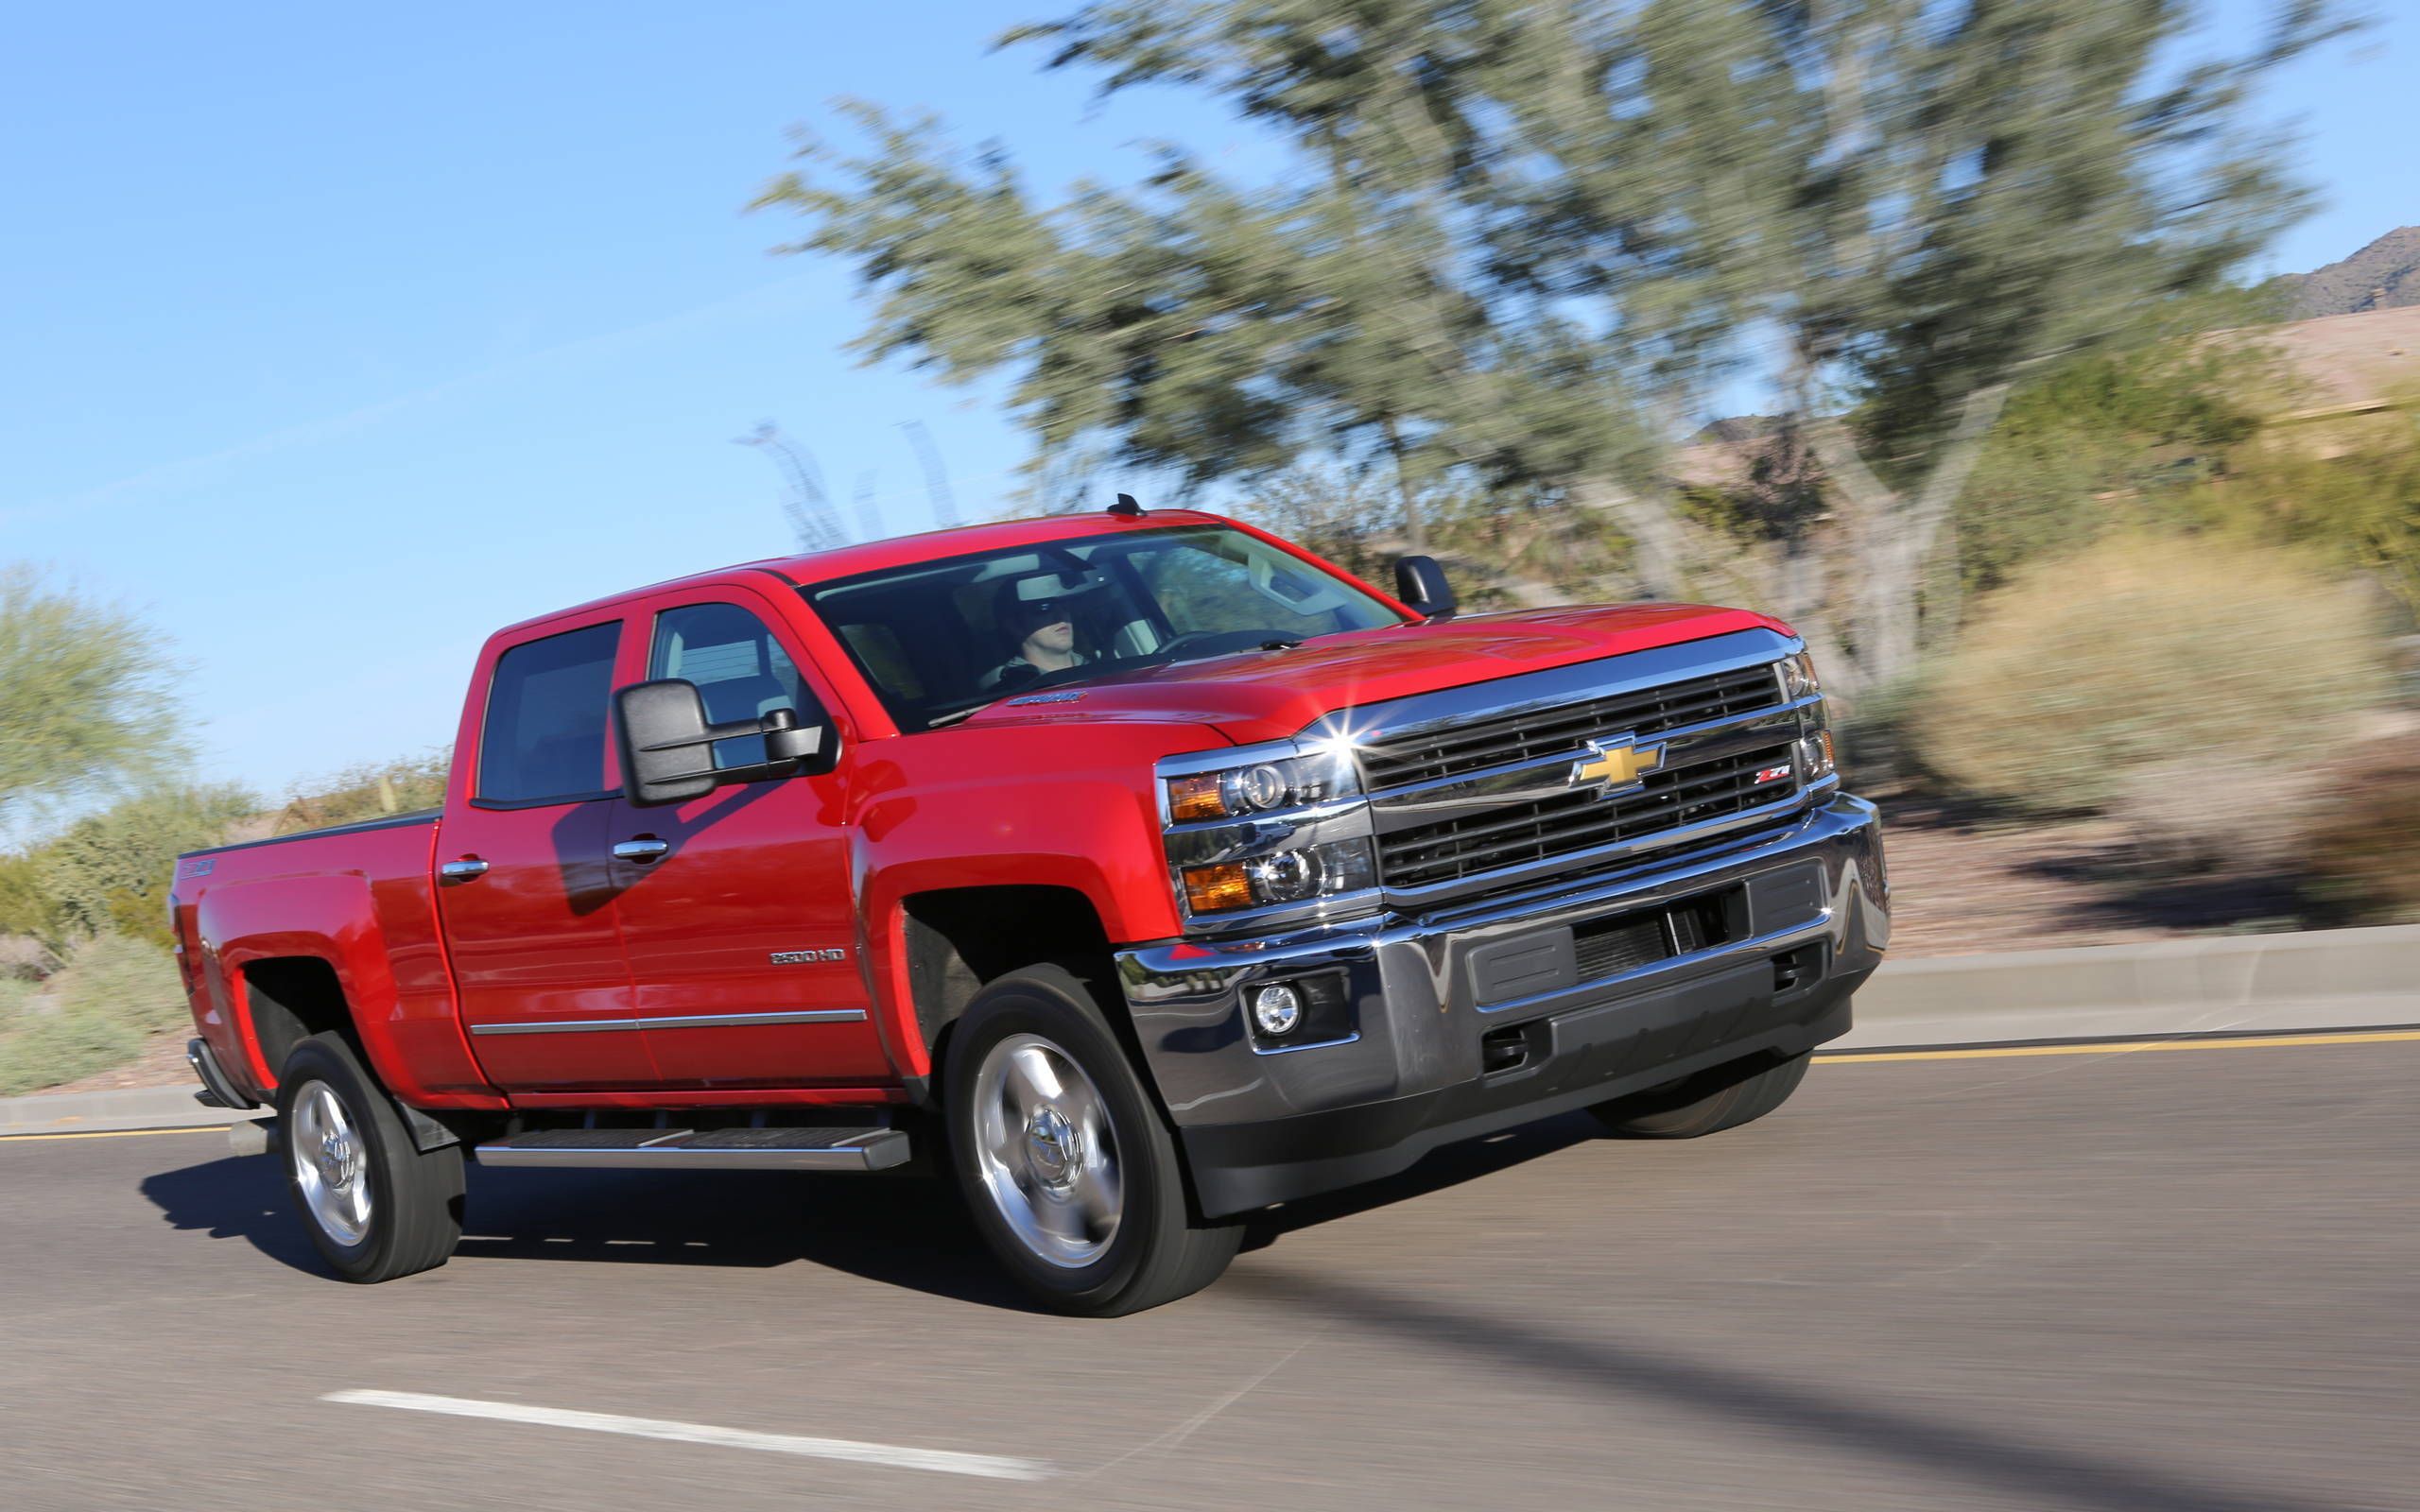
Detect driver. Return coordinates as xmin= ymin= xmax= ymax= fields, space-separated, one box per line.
xmin=980 ymin=582 xmax=1089 ymax=692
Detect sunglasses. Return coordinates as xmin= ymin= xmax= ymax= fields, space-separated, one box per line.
xmin=1015 ymin=599 xmax=1068 ymax=622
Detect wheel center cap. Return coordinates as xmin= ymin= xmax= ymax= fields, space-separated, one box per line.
xmin=1024 ymin=1107 xmax=1080 ymax=1186
xmin=320 ymin=1131 xmax=358 ymax=1189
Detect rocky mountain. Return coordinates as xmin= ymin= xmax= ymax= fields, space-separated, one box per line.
xmin=2285 ymin=226 xmax=2420 ymax=319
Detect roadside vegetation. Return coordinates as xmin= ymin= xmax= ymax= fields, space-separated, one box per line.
xmin=0 ymin=585 xmax=451 ymax=1094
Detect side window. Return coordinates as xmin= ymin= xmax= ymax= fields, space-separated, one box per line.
xmin=650 ymin=602 xmax=816 ymax=770
xmin=477 ymin=622 xmax=621 ymax=804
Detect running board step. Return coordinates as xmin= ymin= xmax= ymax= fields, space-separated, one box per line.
xmin=474 ymin=1125 xmax=910 ymax=1172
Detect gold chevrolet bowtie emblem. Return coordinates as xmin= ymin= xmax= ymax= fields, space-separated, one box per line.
xmin=1569 ymin=737 xmax=1665 ymax=795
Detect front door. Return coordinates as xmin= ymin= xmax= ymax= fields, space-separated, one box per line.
xmin=439 ymin=617 xmax=657 ymax=1091
xmin=605 ymin=592 xmax=889 ymax=1088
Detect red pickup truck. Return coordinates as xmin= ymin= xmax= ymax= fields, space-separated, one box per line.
xmin=175 ymin=506 xmax=1887 ymax=1314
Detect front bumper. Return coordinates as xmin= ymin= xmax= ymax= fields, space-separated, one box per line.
xmin=1115 ymin=793 xmax=1888 ymax=1216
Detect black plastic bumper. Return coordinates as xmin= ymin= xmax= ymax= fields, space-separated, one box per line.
xmin=1179 ymin=961 xmax=1862 ymax=1216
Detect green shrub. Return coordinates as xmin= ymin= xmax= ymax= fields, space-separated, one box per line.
xmin=1913 ymin=534 xmax=2388 ymax=823
xmin=273 ymin=748 xmax=451 ymax=835
xmin=30 ymin=783 xmax=257 ymax=952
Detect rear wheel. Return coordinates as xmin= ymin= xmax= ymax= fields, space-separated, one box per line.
xmin=276 ymin=1033 xmax=463 ymax=1282
xmin=1588 ymin=1052 xmax=1811 ymax=1139
xmin=944 ymin=965 xmax=1240 ymax=1315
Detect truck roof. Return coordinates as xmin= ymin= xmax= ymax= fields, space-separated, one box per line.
xmin=495 ymin=507 xmax=1237 ymax=641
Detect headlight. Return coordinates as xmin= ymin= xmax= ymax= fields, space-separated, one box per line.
xmin=1165 ymin=749 xmax=1353 ymax=822
xmin=1180 ymin=838 xmax=1378 ymax=915
xmin=1777 ymin=648 xmax=1835 ymax=780
xmin=1160 ymin=743 xmax=1375 ymax=924
xmin=1777 ymin=651 xmax=1821 ymax=700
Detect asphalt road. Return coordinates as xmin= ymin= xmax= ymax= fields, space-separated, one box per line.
xmin=4 ymin=1039 xmax=2415 ymax=1512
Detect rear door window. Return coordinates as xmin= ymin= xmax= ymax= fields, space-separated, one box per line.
xmin=475 ymin=622 xmax=622 ymax=804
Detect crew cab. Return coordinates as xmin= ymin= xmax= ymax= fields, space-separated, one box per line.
xmin=174 ymin=507 xmax=1887 ymax=1314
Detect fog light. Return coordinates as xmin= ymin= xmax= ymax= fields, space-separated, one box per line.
xmin=1250 ymin=983 xmax=1304 ymax=1037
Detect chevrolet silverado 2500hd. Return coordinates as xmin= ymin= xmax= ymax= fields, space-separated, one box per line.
xmin=174 ymin=506 xmax=1887 ymax=1314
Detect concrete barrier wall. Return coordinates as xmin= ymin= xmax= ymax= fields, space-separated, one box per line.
xmin=1839 ymin=922 xmax=2420 ymax=1050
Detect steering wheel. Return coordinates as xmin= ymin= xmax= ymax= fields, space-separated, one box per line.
xmin=1152 ymin=630 xmax=1224 ymax=661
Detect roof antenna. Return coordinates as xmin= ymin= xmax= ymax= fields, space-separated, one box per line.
xmin=1108 ymin=492 xmax=1145 ymax=518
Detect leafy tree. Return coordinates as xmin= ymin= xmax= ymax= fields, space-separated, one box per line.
xmin=0 ymin=566 xmax=186 ymax=818
xmin=765 ymin=0 xmax=2345 ymax=695
xmin=1950 ymin=326 xmax=2273 ymax=597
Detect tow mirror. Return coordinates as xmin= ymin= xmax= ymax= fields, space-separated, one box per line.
xmin=614 ymin=679 xmax=834 ymax=807
xmin=1393 ymin=555 xmax=1457 ymax=620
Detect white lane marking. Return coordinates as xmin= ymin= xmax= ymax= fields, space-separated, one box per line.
xmin=322 ymin=1389 xmax=1052 ymax=1482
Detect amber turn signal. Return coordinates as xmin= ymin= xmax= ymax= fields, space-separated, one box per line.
xmin=1182 ymin=861 xmax=1255 ymax=913
xmin=1167 ymin=773 xmax=1227 ymax=823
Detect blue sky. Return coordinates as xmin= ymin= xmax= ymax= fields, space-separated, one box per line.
xmin=4 ymin=0 xmax=2407 ymax=806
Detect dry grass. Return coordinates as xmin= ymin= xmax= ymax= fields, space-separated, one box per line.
xmin=1914 ymin=533 xmax=2388 ymax=860
xmin=0 ymin=933 xmax=185 ymax=1095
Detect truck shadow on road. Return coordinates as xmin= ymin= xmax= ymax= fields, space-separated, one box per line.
xmin=137 ymin=1155 xmax=1035 ymax=1309
xmin=137 ymin=1113 xmax=1605 ymax=1309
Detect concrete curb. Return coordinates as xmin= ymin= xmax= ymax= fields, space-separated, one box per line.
xmin=1840 ymin=922 xmax=2420 ymax=1050
xmin=4 ymin=925 xmax=2414 ymax=1132
xmin=0 ymin=1085 xmax=242 ymax=1138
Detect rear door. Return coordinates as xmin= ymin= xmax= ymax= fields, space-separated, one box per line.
xmin=604 ymin=587 xmax=890 ymax=1088
xmin=437 ymin=617 xmax=655 ymax=1090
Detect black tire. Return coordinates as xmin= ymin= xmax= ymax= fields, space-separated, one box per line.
xmin=943 ymin=964 xmax=1241 ymax=1316
xmin=1588 ymin=1051 xmax=1811 ymax=1139
xmin=275 ymin=1032 xmax=464 ymax=1282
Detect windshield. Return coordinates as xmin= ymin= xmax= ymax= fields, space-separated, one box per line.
xmin=803 ymin=524 xmax=1405 ymax=731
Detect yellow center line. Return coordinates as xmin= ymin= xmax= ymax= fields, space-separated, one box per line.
xmin=0 ymin=1125 xmax=232 ymax=1143
xmin=1817 ymin=1027 xmax=2420 ymax=1064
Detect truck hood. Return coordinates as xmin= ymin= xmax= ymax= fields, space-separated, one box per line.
xmin=956 ymin=602 xmax=1791 ymax=747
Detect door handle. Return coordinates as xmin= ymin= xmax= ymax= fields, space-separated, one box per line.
xmin=613 ymin=837 xmax=671 ymax=864
xmin=439 ymin=858 xmax=490 ymax=883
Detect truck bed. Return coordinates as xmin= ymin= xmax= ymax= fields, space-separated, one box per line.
xmin=172 ymin=808 xmax=491 ymax=1108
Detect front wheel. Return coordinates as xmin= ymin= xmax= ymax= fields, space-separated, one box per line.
xmin=276 ymin=1033 xmax=464 ymax=1282
xmin=1588 ymin=1051 xmax=1811 ymax=1139
xmin=944 ymin=965 xmax=1240 ymax=1315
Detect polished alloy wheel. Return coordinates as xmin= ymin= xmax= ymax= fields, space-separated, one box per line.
xmin=970 ymin=1032 xmax=1123 ymax=1267
xmin=289 ymin=1081 xmax=372 ymax=1247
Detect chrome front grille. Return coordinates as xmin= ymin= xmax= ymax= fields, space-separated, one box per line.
xmin=1306 ymin=628 xmax=1824 ymax=905
xmin=1374 ymin=740 xmax=1798 ymax=889
xmin=1354 ymin=662 xmax=1781 ymax=789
